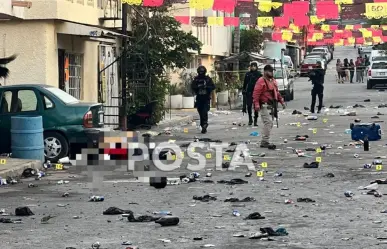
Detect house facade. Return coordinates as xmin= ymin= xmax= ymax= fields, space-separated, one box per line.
xmin=0 ymin=0 xmax=124 ymax=106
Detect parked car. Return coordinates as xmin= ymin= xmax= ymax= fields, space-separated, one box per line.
xmin=305 ymin=55 xmax=327 ymax=69
xmin=306 ymin=52 xmax=328 ymax=65
xmin=311 ymin=47 xmax=332 ymax=62
xmin=258 ymin=65 xmax=294 ymax=101
xmin=300 ymin=57 xmax=326 ymax=76
xmin=367 ymin=61 xmax=387 ymax=89
xmin=0 ymin=84 xmax=105 ymax=162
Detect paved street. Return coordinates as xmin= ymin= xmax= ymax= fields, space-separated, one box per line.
xmin=2 ymin=46 xmax=387 ymax=249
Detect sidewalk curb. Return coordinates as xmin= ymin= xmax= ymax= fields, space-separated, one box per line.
xmin=0 ymin=160 xmax=42 ymax=179
xmin=157 ymin=115 xmax=194 ymax=127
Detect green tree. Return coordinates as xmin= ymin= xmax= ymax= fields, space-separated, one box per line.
xmin=127 ymin=6 xmax=202 ymax=123
xmin=240 ymin=29 xmax=264 ymax=53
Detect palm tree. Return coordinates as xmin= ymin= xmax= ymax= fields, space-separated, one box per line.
xmin=0 ymin=55 xmax=16 ymax=80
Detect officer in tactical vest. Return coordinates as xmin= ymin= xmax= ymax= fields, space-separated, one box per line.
xmin=243 ymin=62 xmax=262 ymax=126
xmin=191 ymin=66 xmax=215 ymax=134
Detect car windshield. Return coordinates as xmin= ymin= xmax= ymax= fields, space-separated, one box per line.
xmin=273 ymin=69 xmax=284 ymax=79
xmin=45 ymin=87 xmax=79 ymax=104
xmin=372 ymin=62 xmax=387 ymax=69
xmin=303 ymin=59 xmax=318 ymax=64
xmin=313 ymin=49 xmax=325 ymax=53
xmin=372 ymin=56 xmax=387 ymax=61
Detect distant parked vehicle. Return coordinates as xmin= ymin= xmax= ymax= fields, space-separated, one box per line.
xmin=258 ymin=64 xmax=294 ymax=101
xmin=311 ymin=47 xmax=332 ymax=62
xmin=300 ymin=57 xmax=326 ymax=76
xmin=367 ymin=61 xmax=387 ymax=89
xmin=0 ymin=84 xmax=105 ymax=162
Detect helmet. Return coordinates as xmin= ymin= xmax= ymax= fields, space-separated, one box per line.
xmin=197 ymin=66 xmax=207 ymax=75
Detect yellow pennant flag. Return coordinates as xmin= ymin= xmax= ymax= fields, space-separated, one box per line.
xmin=258 ymin=2 xmax=273 ymax=12
xmin=335 ymin=30 xmax=344 ymax=33
xmin=382 ymin=26 xmax=387 ymax=30
xmin=362 ymin=30 xmax=372 ymax=38
xmin=365 ymin=3 xmax=387 ymax=19
xmin=190 ymin=0 xmax=214 ymax=10
xmin=122 ymin=0 xmax=142 ymax=5
xmin=282 ymin=32 xmax=293 ymax=41
xmin=335 ymin=0 xmax=353 ymax=4
xmin=348 ymin=37 xmax=355 ymax=44
xmin=207 ymin=17 xmax=224 ymax=26
xmin=289 ymin=23 xmax=300 ymax=33
xmin=257 ymin=17 xmax=274 ymax=27
xmin=334 ymin=39 xmax=344 ymax=46
xmin=373 ymin=36 xmax=382 ymax=43
xmin=345 ymin=25 xmax=354 ymax=30
xmin=313 ymin=32 xmax=324 ymax=41
xmin=310 ymin=16 xmax=325 ymax=24
xmin=371 ymin=25 xmax=380 ymax=29
xmin=321 ymin=25 xmax=330 ymax=32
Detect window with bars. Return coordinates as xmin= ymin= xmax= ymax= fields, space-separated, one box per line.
xmin=65 ymin=53 xmax=83 ymax=100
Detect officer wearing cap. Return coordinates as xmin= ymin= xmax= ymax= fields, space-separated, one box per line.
xmin=191 ymin=65 xmax=215 ymax=134
xmin=308 ymin=61 xmax=325 ymax=113
xmin=243 ymin=62 xmax=262 ymax=126
xmin=253 ymin=65 xmax=286 ymax=149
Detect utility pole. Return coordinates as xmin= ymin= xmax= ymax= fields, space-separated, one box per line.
xmin=120 ymin=3 xmax=128 ymax=131
xmin=233 ymin=7 xmax=240 ymax=72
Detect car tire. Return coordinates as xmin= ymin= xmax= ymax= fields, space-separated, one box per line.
xmin=44 ymin=131 xmax=69 ymax=163
xmin=367 ymin=80 xmax=373 ymax=89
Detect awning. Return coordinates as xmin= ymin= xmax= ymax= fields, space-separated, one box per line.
xmin=222 ymin=52 xmax=269 ymax=63
xmin=56 ymin=21 xmax=129 ymax=39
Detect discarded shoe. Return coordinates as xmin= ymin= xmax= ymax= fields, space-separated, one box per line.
xmin=193 ymin=195 xmax=217 ymax=202
xmin=103 ymin=207 xmax=133 ymax=215
xmin=303 ymin=162 xmax=319 ymax=168
xmin=297 ymin=198 xmax=316 ymax=203
xmin=15 ymin=206 xmax=34 ymax=216
xmin=155 ymin=216 xmax=179 ymax=226
xmin=324 ymin=173 xmax=335 ymax=178
xmin=244 ymin=212 xmax=265 ymax=220
xmin=364 ymin=99 xmax=371 ymax=102
xmin=224 ymin=197 xmax=256 ymax=202
xmin=217 ymin=178 xmax=248 ymax=185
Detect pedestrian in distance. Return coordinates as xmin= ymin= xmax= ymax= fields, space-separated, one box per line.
xmin=343 ymin=58 xmax=350 ymax=82
xmin=336 ymin=59 xmax=344 ymax=84
xmin=349 ymin=59 xmax=355 ymax=83
xmin=242 ymin=62 xmax=262 ymax=126
xmin=253 ymin=65 xmax=286 ymax=149
xmin=191 ymin=65 xmax=215 ymax=134
xmin=308 ymin=61 xmax=325 ymax=114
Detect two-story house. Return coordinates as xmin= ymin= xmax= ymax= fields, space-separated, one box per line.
xmin=171 ymin=4 xmax=232 ymax=81
xmin=0 ymin=0 xmax=124 ymax=105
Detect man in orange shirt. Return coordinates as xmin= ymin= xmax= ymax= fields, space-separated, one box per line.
xmin=253 ymin=65 xmax=286 ymax=149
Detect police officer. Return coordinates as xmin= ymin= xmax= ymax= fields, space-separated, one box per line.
xmin=243 ymin=62 xmax=262 ymax=126
xmin=191 ymin=66 xmax=215 ymax=134
xmin=308 ymin=61 xmax=325 ymax=113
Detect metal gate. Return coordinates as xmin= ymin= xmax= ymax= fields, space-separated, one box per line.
xmin=99 ymin=45 xmax=119 ymax=128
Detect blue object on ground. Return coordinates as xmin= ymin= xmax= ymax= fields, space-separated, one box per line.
xmin=250 ymin=131 xmax=260 ymax=136
xmin=11 ymin=116 xmax=44 ymax=162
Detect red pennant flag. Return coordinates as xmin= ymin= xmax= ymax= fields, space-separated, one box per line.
xmin=212 ymin=0 xmax=236 ymax=13
xmin=382 ymin=36 xmax=387 ymax=42
xmin=374 ymin=0 xmax=387 ymax=2
xmin=142 ymin=0 xmax=164 ymax=7
xmin=274 ymin=16 xmax=289 ymax=28
xmin=294 ymin=15 xmax=309 ymax=26
xmin=355 ymin=37 xmax=364 ymax=44
xmin=373 ymin=30 xmax=383 ymax=36
xmin=174 ymin=16 xmax=190 ymax=24
xmin=329 ymin=25 xmax=338 ymax=31
xmin=224 ymin=17 xmax=239 ymax=26
xmin=316 ymin=2 xmax=339 ymax=19
xmin=354 ymin=24 xmax=362 ymax=30
xmin=343 ymin=30 xmax=352 ymax=38
xmin=272 ymin=32 xmax=282 ymax=41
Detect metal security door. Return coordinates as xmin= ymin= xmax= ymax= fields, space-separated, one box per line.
xmin=99 ymin=45 xmax=119 ymax=128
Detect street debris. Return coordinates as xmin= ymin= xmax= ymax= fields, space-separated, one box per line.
xmin=103 ymin=207 xmax=133 ymax=215
xmin=15 ymin=206 xmax=34 ymax=216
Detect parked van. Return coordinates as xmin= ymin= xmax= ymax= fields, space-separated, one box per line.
xmin=370 ymin=50 xmax=387 ymax=64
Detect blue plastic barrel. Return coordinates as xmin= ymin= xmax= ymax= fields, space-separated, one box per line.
xmin=11 ymin=116 xmax=44 ymax=162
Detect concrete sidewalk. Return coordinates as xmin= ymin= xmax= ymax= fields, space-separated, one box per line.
xmin=0 ymin=158 xmax=42 ymax=179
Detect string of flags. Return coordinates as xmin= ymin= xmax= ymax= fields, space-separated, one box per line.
xmin=123 ymin=0 xmax=387 ymax=21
